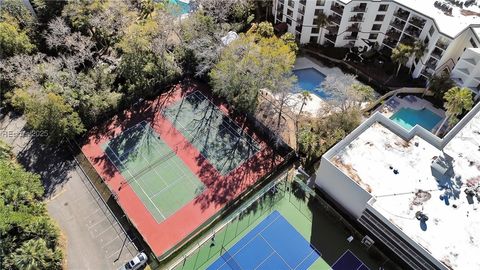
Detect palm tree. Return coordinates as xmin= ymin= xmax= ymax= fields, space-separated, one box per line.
xmin=410 ymin=40 xmax=426 ymax=73
xmin=436 ymin=87 xmax=473 ymax=135
xmin=298 ymin=90 xmax=312 ymax=116
xmin=424 ymin=71 xmax=455 ymax=100
xmin=5 ymin=239 xmax=61 ymax=270
xmin=316 ymin=12 xmax=330 ymax=44
xmin=391 ymin=43 xmax=413 ymax=76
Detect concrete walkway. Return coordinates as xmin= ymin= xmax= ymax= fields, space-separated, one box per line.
xmin=0 ymin=112 xmax=138 ymax=270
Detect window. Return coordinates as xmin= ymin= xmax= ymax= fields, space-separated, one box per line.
xmin=470 ymin=38 xmax=478 ymax=48
xmin=287 ymin=9 xmax=293 ymax=17
xmin=378 ymin=4 xmax=388 ymax=11
xmin=286 ymin=18 xmax=292 ymax=25
xmin=369 ymin=33 xmax=378 ymax=40
xmin=424 ymin=36 xmax=430 ymax=45
xmin=375 ymin=15 xmax=385 ymax=21
xmin=429 ymin=26 xmax=435 ymax=36
xmin=371 ymin=24 xmax=381 ymax=31
xmin=310 ymin=36 xmax=318 ymax=43
xmin=314 ymin=9 xmax=324 ymax=16
xmin=316 ymin=0 xmax=325 ymax=6
xmin=311 ymin=27 xmax=319 ymax=34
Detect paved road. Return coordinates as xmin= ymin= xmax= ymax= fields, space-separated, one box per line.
xmin=0 ymin=112 xmax=138 ymax=270
xmin=47 ymin=164 xmax=138 ymax=270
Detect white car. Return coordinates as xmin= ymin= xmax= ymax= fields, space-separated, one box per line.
xmin=119 ymin=252 xmax=148 ymax=270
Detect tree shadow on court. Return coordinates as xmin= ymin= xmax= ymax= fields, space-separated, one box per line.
xmin=16 ymin=136 xmax=77 ymax=197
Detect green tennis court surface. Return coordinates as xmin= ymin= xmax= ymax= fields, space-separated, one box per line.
xmin=103 ymin=121 xmax=205 ymax=223
xmin=163 ymin=91 xmax=260 ymax=175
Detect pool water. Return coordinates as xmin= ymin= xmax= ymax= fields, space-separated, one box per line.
xmin=390 ymin=107 xmax=442 ymax=131
xmin=168 ymin=0 xmax=190 ymax=15
xmin=293 ymin=68 xmax=330 ymax=99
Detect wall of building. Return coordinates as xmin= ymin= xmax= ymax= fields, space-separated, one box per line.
xmin=315 ymin=157 xmax=372 ymax=218
xmin=272 ymin=0 xmax=480 ymax=87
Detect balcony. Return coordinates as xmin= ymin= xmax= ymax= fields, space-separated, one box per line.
xmin=331 ymin=4 xmax=344 ymax=15
xmin=386 ymin=28 xmax=401 ymax=40
xmin=431 ymin=47 xmax=444 ymax=59
xmin=400 ymin=35 xmax=415 ymax=45
xmin=352 ymin=3 xmax=367 ymax=12
xmin=463 ymin=58 xmax=478 ymax=66
xmin=328 ymin=15 xmax=341 ymax=25
xmin=325 ymin=33 xmax=337 ymax=42
xmin=436 ymin=39 xmax=450 ymax=50
xmin=404 ymin=25 xmax=421 ymax=38
xmin=349 ymin=14 xmax=364 ymax=22
xmin=408 ymin=16 xmax=426 ymax=28
xmin=299 ymin=0 xmax=306 ymax=5
xmin=389 ymin=19 xmax=405 ymax=31
xmin=346 ymin=23 xmax=360 ymax=32
xmin=326 ymin=25 xmax=339 ymax=34
xmin=344 ymin=33 xmax=358 ymax=40
xmin=425 ymin=58 xmax=438 ymax=69
xmin=394 ymin=8 xmax=410 ymax=21
xmin=383 ymin=38 xmax=398 ymax=48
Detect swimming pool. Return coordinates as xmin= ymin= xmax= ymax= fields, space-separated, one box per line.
xmin=390 ymin=107 xmax=442 ymax=131
xmin=168 ymin=0 xmax=190 ymax=15
xmin=293 ymin=68 xmax=330 ymax=99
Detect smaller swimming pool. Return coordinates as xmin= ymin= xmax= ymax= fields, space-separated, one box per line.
xmin=390 ymin=107 xmax=442 ymax=131
xmin=293 ymin=68 xmax=330 ymax=99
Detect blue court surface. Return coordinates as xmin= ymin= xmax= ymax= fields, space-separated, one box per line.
xmin=332 ymin=250 xmax=370 ymax=270
xmin=207 ymin=211 xmax=320 ymax=270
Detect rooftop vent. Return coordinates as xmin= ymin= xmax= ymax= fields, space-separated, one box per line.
xmin=431 ymin=154 xmax=453 ymax=177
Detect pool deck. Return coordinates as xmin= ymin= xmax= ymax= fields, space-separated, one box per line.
xmin=290 ymin=57 xmax=368 ymax=115
xmin=376 ymin=95 xmax=445 ymax=132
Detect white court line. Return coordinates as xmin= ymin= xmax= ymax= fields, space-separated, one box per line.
xmin=254 ymin=251 xmax=278 ymax=270
xmin=259 ymin=234 xmax=292 ymax=269
xmin=104 ymin=144 xmax=166 ymax=221
xmin=214 ymin=213 xmax=283 ymax=270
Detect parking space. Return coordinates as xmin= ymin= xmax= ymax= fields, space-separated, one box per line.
xmin=47 ymin=164 xmax=138 ymax=270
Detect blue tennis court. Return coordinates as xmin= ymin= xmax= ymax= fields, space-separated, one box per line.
xmin=207 ymin=211 xmax=320 ymax=270
xmin=332 ymin=250 xmax=370 ymax=270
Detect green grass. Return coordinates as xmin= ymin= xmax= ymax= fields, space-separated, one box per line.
xmin=104 ymin=122 xmax=205 ymax=223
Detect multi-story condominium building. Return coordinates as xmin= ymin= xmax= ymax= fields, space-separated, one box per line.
xmin=315 ymin=100 xmax=480 ymax=270
xmin=273 ymin=0 xmax=480 ymax=96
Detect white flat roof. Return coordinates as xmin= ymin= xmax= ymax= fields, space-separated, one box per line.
xmin=332 ymin=111 xmax=480 ymax=269
xmin=338 ymin=0 xmax=480 ymax=38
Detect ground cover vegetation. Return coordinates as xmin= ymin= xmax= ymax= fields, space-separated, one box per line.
xmin=0 ymin=140 xmax=63 ymax=269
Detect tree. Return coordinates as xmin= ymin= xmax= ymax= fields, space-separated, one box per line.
xmin=426 ymin=70 xmax=455 ymax=102
xmin=391 ymin=43 xmax=413 ymax=76
xmin=179 ymin=11 xmax=226 ymax=77
xmin=14 ymin=91 xmax=85 ymax=143
xmin=316 ymin=11 xmax=330 ymax=44
xmin=321 ymin=74 xmax=375 ymax=112
xmin=0 ymin=146 xmax=63 ymax=270
xmin=298 ymin=108 xmax=361 ymax=165
xmin=0 ymin=19 xmax=35 ymax=57
xmin=62 ymin=0 xmax=136 ymax=51
xmin=210 ymin=24 xmax=296 ymax=113
xmin=410 ymin=39 xmax=426 ymax=73
xmin=45 ymin=18 xmax=95 ymax=68
xmin=196 ymin=0 xmax=250 ymax=23
xmin=298 ymin=90 xmax=312 ymax=117
xmin=117 ymin=13 xmax=181 ymax=97
xmin=4 ymin=239 xmax=62 ymax=270
xmin=436 ymin=87 xmax=473 ymax=135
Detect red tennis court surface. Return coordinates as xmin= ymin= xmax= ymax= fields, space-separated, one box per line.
xmin=81 ymin=82 xmax=285 ymax=259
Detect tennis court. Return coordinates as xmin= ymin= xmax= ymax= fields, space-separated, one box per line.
xmin=207 ymin=211 xmax=320 ymax=270
xmin=163 ymin=91 xmax=260 ymax=175
xmin=103 ymin=121 xmax=205 ymax=223
xmin=332 ymin=250 xmax=370 ymax=270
